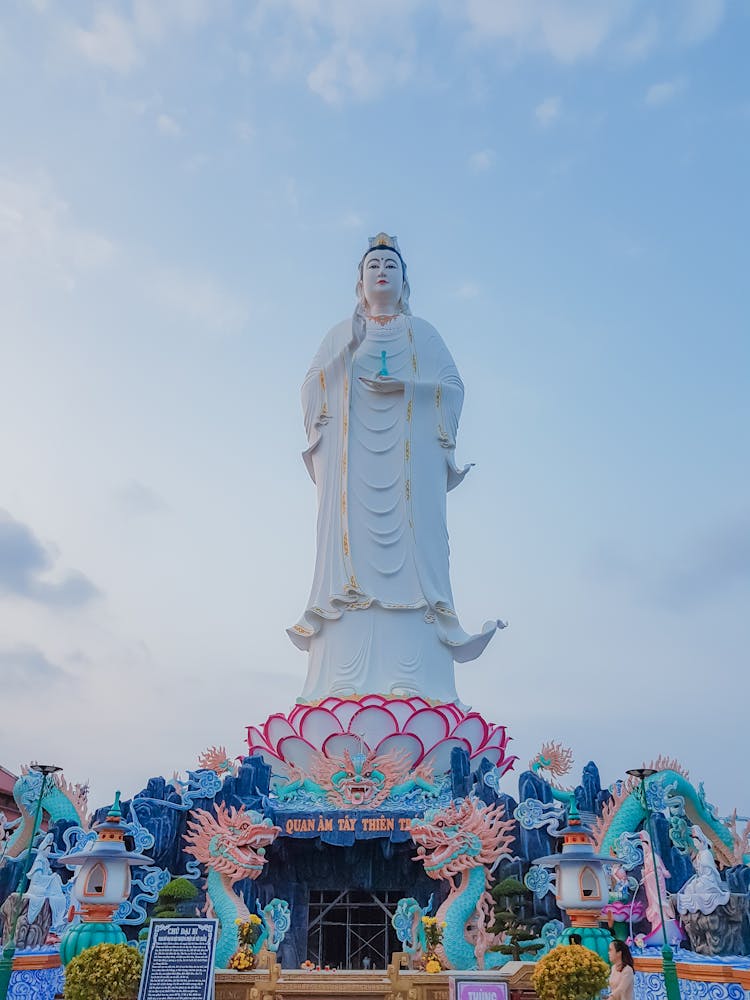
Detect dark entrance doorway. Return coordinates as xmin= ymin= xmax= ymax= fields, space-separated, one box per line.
xmin=307 ymin=889 xmax=401 ymax=970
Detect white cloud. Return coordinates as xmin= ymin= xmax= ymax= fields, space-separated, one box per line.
xmin=72 ymin=7 xmax=138 ymax=74
xmin=645 ymin=78 xmax=686 ymax=107
xmin=235 ymin=120 xmax=255 ymax=143
xmin=0 ymin=171 xmax=247 ymax=335
xmin=679 ymin=0 xmax=725 ymax=43
xmin=620 ymin=14 xmax=659 ymax=61
xmin=69 ymin=0 xmax=214 ymax=75
xmin=251 ymin=0 xmax=419 ymax=104
xmin=156 ymin=113 xmax=182 ymax=137
xmin=456 ymin=281 xmax=480 ymax=300
xmin=132 ymin=0 xmax=212 ymax=41
xmin=144 ymin=265 xmax=249 ymax=336
xmin=468 ymin=149 xmax=495 ymax=172
xmin=535 ymin=95 xmax=562 ymax=126
xmin=307 ymin=44 xmax=413 ymax=104
xmin=461 ymin=0 xmax=725 ymax=64
xmin=341 ymin=212 xmax=364 ymax=229
xmin=0 ymin=173 xmax=114 ymax=291
xmin=463 ymin=0 xmax=625 ymax=63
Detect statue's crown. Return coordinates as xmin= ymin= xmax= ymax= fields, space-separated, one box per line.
xmin=368 ymin=232 xmax=401 ymax=254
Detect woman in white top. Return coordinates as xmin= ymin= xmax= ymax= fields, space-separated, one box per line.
xmin=608 ymin=940 xmax=635 ymax=1000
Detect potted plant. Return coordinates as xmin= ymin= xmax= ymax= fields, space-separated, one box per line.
xmin=532 ymin=943 xmax=609 ymax=1000
xmin=420 ymin=916 xmax=446 ymax=973
xmin=489 ymin=876 xmax=545 ymax=962
xmin=228 ymin=914 xmax=263 ymax=971
xmin=64 ymin=942 xmax=143 ymax=1000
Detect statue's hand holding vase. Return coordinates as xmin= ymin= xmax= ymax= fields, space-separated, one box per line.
xmin=358 ymin=375 xmax=405 ymax=394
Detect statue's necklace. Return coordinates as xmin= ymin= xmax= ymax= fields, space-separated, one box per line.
xmin=368 ymin=313 xmax=399 ymax=327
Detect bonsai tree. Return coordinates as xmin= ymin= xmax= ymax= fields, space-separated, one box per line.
xmin=489 ymin=876 xmax=543 ymax=961
xmin=532 ymin=943 xmax=609 ymax=1000
xmin=152 ymin=877 xmax=198 ymax=920
xmin=64 ymin=942 xmax=143 ymax=1000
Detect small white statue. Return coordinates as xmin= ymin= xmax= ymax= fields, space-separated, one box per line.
xmin=25 ymin=833 xmax=69 ymax=934
xmin=676 ymin=826 xmax=730 ymax=916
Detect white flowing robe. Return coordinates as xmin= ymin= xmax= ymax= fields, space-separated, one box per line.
xmin=288 ymin=314 xmax=499 ymax=702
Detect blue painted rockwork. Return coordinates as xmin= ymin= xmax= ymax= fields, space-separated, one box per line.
xmin=2 ymin=749 xmax=748 ymax=961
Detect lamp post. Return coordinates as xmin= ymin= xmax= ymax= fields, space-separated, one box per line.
xmin=0 ymin=763 xmax=62 ymax=1000
xmin=626 ymin=767 xmax=681 ymax=1000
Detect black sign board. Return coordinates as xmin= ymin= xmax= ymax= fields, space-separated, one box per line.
xmin=138 ymin=918 xmax=218 ymax=1000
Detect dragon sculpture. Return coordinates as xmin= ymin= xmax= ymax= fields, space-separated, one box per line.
xmin=3 ymin=768 xmax=88 ymax=859
xmin=410 ymin=797 xmax=516 ymax=970
xmin=198 ymin=746 xmax=237 ymax=777
xmin=591 ymin=758 xmax=741 ymax=867
xmin=531 ymin=745 xmax=744 ymax=866
xmin=529 ymin=742 xmax=576 ymax=808
xmin=183 ymin=803 xmax=282 ymax=968
xmin=276 ymin=747 xmax=440 ymax=808
xmin=391 ymin=896 xmax=433 ymax=956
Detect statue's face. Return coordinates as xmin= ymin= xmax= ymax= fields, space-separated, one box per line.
xmin=362 ymin=250 xmax=403 ymax=311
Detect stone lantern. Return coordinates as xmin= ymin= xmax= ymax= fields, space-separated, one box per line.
xmin=59 ymin=792 xmax=152 ymax=965
xmin=533 ymin=802 xmax=613 ymax=960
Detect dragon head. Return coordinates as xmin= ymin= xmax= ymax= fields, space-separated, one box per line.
xmin=184 ymin=803 xmax=280 ymax=884
xmin=312 ymin=747 xmax=410 ymax=808
xmin=329 ymin=749 xmax=387 ymax=807
xmin=530 ymin=741 xmax=574 ymax=778
xmin=197 ymin=745 xmax=236 ymax=776
xmin=410 ymin=797 xmax=515 ymax=880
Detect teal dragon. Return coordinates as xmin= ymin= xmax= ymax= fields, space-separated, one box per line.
xmin=3 ymin=767 xmax=88 ymax=859
xmin=410 ymin=797 xmax=522 ymax=970
xmin=184 ymin=802 xmax=288 ymax=968
xmin=530 ymin=744 xmax=746 ymax=867
xmin=275 ymin=746 xmax=440 ymax=808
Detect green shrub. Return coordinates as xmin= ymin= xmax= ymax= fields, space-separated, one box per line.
xmin=64 ymin=942 xmax=143 ymax=1000
xmin=157 ymin=877 xmax=198 ymax=904
xmin=532 ymin=943 xmax=609 ymax=1000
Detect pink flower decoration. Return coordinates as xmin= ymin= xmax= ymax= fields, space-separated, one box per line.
xmin=246 ymin=695 xmax=517 ymax=778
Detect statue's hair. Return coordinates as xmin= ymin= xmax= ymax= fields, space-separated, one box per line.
xmin=354 ymin=245 xmax=412 ymax=332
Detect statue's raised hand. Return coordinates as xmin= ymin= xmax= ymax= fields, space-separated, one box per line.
xmin=359 ymin=376 xmax=405 ymax=394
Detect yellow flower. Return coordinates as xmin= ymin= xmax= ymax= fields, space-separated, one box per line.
xmin=235 ymin=918 xmax=242 ymax=925
xmin=425 ymin=959 xmax=442 ymax=974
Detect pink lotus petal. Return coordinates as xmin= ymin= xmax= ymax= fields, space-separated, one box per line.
xmin=246 ymin=726 xmax=267 ymax=751
xmin=319 ymin=696 xmax=343 ymax=710
xmin=359 ymin=694 xmax=387 ymax=707
xmin=374 ymin=733 xmax=425 ymax=769
xmin=423 ymin=737 xmax=471 ymax=774
xmin=287 ymin=704 xmax=308 ymax=729
xmin=483 ymin=725 xmax=508 ymax=749
xmin=277 ymin=736 xmax=318 ymax=772
xmin=299 ymin=707 xmax=344 ymax=749
xmin=322 ymin=733 xmax=369 ymax=758
xmin=263 ymin=714 xmax=297 ymax=752
xmin=249 ymin=747 xmax=292 ymax=778
xmin=406 ymin=697 xmax=430 ymax=711
xmin=439 ymin=703 xmax=464 ymax=726
xmin=452 ymin=714 xmax=489 ymax=753
xmin=434 ymin=705 xmax=460 ymax=729
xmin=331 ymin=700 xmax=361 ymax=731
xmin=348 ymin=705 xmax=399 ymax=746
xmin=470 ymin=747 xmax=502 ymax=768
xmin=379 ymin=700 xmax=416 ymax=731
xmin=404 ymin=708 xmax=449 ymax=749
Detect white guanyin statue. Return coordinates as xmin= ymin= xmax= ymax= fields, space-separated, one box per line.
xmin=288 ymin=233 xmax=503 ymax=704
xmin=24 ymin=833 xmax=68 ymax=935
xmin=639 ymin=829 xmax=683 ymax=945
xmin=676 ymin=826 xmax=731 ymax=916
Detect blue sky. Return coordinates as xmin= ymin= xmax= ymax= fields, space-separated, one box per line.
xmin=0 ymin=0 xmax=748 ymax=815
